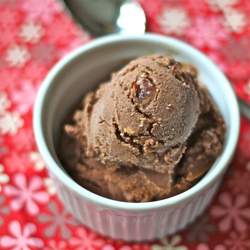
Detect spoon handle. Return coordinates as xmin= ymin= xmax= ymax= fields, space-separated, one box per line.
xmin=238 ymin=97 xmax=250 ymax=120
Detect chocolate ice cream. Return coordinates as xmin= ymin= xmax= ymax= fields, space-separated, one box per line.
xmin=58 ymin=55 xmax=226 ymax=202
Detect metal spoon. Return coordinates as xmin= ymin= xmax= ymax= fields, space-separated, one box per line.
xmin=238 ymin=97 xmax=250 ymax=120
xmin=62 ymin=0 xmax=146 ymax=36
xmin=62 ymin=0 xmax=250 ymax=119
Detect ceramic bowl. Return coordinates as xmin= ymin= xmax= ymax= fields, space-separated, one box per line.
xmin=33 ymin=33 xmax=240 ymax=241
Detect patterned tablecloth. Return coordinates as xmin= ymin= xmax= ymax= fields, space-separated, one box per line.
xmin=0 ymin=0 xmax=250 ymax=249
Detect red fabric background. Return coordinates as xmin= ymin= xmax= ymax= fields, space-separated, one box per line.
xmin=0 ymin=0 xmax=249 ymax=249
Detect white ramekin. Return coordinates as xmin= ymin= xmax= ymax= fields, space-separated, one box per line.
xmin=33 ymin=33 xmax=240 ymax=241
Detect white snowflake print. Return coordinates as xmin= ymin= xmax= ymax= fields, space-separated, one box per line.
xmin=45 ymin=240 xmax=68 ymax=250
xmin=210 ymin=192 xmax=250 ymax=232
xmin=205 ymin=0 xmax=247 ymax=34
xmin=4 ymin=173 xmax=50 ymax=216
xmin=186 ymin=16 xmax=228 ymax=49
xmin=227 ymin=170 xmax=250 ymax=195
xmin=0 ymin=0 xmax=19 ymax=9
xmin=20 ymin=0 xmax=63 ymax=25
xmin=224 ymin=231 xmax=250 ymax=250
xmin=4 ymin=45 xmax=31 ymax=68
xmin=185 ymin=214 xmax=216 ymax=243
xmin=0 ymin=111 xmax=24 ymax=136
xmin=0 ymin=68 xmax=21 ymax=91
xmin=30 ymin=42 xmax=56 ymax=65
xmin=29 ymin=151 xmax=45 ymax=171
xmin=196 ymin=243 xmax=226 ymax=250
xmin=0 ymin=164 xmax=9 ymax=193
xmin=222 ymin=8 xmax=247 ymax=33
xmin=205 ymin=0 xmax=240 ymax=12
xmin=0 ymin=91 xmax=11 ymax=115
xmin=3 ymin=152 xmax=32 ymax=173
xmin=157 ymin=7 xmax=190 ymax=35
xmin=37 ymin=200 xmax=79 ymax=239
xmin=44 ymin=178 xmax=57 ymax=196
xmin=220 ymin=37 xmax=249 ymax=65
xmin=151 ymin=234 xmax=187 ymax=250
xmin=0 ymin=220 xmax=44 ymax=249
xmin=69 ymin=227 xmax=105 ymax=250
xmin=10 ymin=79 xmax=39 ymax=115
xmin=19 ymin=21 xmax=45 ymax=44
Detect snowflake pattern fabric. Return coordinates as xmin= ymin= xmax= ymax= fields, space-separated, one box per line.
xmin=0 ymin=0 xmax=249 ymax=249
xmin=4 ymin=173 xmax=50 ymax=215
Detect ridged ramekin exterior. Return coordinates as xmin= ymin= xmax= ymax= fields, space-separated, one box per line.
xmin=49 ymin=170 xmax=222 ymax=241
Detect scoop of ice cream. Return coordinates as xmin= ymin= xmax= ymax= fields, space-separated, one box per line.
xmin=68 ymin=55 xmax=201 ymax=173
xmin=60 ymin=84 xmax=225 ymax=202
xmin=112 ymin=55 xmax=200 ymax=146
xmin=60 ymin=55 xmax=226 ymax=202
